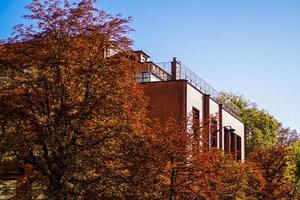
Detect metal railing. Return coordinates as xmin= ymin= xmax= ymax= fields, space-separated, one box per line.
xmin=155 ymin=62 xmax=172 ymax=75
xmin=154 ymin=61 xmax=241 ymax=118
xmin=180 ymin=62 xmax=240 ymax=118
xmin=179 ymin=62 xmax=220 ymax=100
xmin=149 ymin=62 xmax=172 ymax=81
xmin=217 ymin=95 xmax=241 ymax=118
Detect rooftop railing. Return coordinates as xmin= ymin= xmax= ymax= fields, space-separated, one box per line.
xmin=179 ymin=62 xmax=220 ymax=100
xmin=149 ymin=62 xmax=172 ymax=81
xmin=154 ymin=61 xmax=241 ymax=118
xmin=155 ymin=62 xmax=172 ymax=75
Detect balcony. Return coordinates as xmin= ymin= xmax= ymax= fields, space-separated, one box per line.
xmin=136 ymin=62 xmax=172 ymax=83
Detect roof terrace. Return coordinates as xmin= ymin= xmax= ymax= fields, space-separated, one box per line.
xmin=155 ymin=59 xmax=240 ymax=119
xmin=134 ymin=51 xmax=241 ymax=119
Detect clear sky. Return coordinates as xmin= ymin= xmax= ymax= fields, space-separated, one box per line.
xmin=1 ymin=0 xmax=299 ymax=131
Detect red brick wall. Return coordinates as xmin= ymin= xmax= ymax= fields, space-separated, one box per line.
xmin=141 ymin=80 xmax=187 ymax=124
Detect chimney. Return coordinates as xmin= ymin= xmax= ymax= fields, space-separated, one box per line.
xmin=171 ymin=57 xmax=180 ymax=80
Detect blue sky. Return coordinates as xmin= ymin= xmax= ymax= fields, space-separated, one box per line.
xmin=1 ymin=0 xmax=299 ymax=131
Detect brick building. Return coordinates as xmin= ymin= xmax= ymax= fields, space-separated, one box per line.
xmin=135 ymin=51 xmax=246 ymax=161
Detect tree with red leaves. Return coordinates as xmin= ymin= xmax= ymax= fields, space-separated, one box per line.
xmin=0 ymin=0 xmax=148 ymax=199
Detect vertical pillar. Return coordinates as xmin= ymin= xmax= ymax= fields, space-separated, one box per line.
xmin=234 ymin=134 xmax=238 ymax=160
xmin=171 ymin=57 xmax=179 ymax=80
xmin=244 ymin=125 xmax=248 ymax=160
xmin=203 ymin=94 xmax=210 ymax=149
xmin=218 ymin=104 xmax=223 ymax=150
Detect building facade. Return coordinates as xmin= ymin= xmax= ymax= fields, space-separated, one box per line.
xmin=135 ymin=51 xmax=245 ymax=161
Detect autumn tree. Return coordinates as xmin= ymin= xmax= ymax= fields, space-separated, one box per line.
xmin=1 ymin=1 xmax=299 ymax=199
xmin=147 ymin=119 xmax=197 ymax=200
xmin=0 ymin=0 xmax=149 ymax=199
xmin=295 ymin=141 xmax=300 ymax=192
xmin=218 ymin=92 xmax=299 ymax=152
xmin=219 ymin=92 xmax=300 ymax=199
xmin=146 ymin=117 xmax=251 ymax=200
xmin=246 ymin=146 xmax=299 ymax=199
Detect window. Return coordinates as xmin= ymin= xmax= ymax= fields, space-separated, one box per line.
xmin=237 ymin=136 xmax=242 ymax=161
xmin=210 ymin=118 xmax=218 ymax=148
xmin=192 ymin=107 xmax=200 ymax=132
xmin=192 ymin=107 xmax=200 ymax=145
xmin=142 ymin=73 xmax=149 ymax=82
xmin=230 ymin=132 xmax=236 ymax=158
xmin=136 ymin=72 xmax=150 ymax=83
xmin=224 ymin=128 xmax=230 ymax=154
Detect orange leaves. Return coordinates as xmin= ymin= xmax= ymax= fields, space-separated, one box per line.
xmin=146 ymin=118 xmax=223 ymax=199
xmin=0 ymin=0 xmax=148 ymax=198
xmin=246 ymin=146 xmax=297 ymax=199
xmin=0 ymin=0 xmax=299 ymax=199
xmin=144 ymin=117 xmax=300 ymax=200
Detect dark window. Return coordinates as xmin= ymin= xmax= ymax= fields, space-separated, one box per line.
xmin=210 ymin=118 xmax=218 ymax=148
xmin=136 ymin=72 xmax=150 ymax=83
xmin=192 ymin=107 xmax=200 ymax=131
xmin=141 ymin=72 xmax=149 ymax=82
xmin=192 ymin=107 xmax=200 ymax=145
xmin=224 ymin=129 xmax=230 ymax=154
xmin=237 ymin=136 xmax=242 ymax=161
xmin=230 ymin=132 xmax=236 ymax=159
